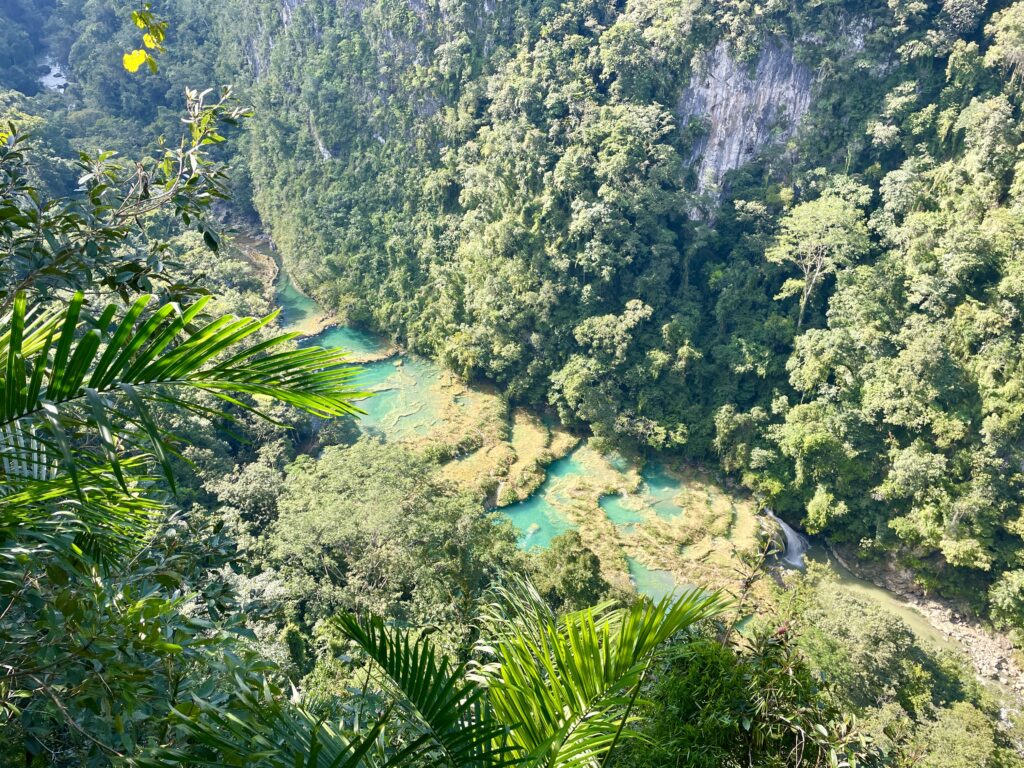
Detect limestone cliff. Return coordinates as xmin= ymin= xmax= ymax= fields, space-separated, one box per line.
xmin=244 ymin=0 xmax=309 ymax=81
xmin=678 ymin=40 xmax=813 ymax=198
xmin=279 ymin=0 xmax=307 ymax=27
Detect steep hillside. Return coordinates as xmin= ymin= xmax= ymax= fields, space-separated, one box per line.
xmin=236 ymin=0 xmax=1024 ymax=620
xmin=10 ymin=0 xmax=1024 ymax=620
xmin=220 ymin=0 xmax=1024 ymax=618
xmin=5 ymin=2 xmax=1024 ymax=763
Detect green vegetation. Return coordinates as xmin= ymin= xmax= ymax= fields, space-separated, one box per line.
xmin=184 ymin=0 xmax=1024 ymax=621
xmin=258 ymin=438 xmax=522 ymax=631
xmin=530 ymin=530 xmax=610 ymax=611
xmin=138 ymin=585 xmax=729 ymax=768
xmin=5 ymin=0 xmax=1024 ymax=764
xmin=0 ymin=94 xmax=364 ymax=764
xmin=0 ymin=2 xmax=53 ymax=95
xmin=0 ymin=81 xmax=736 ymax=767
xmin=613 ymin=634 xmax=864 ymax=768
xmin=616 ymin=566 xmax=1024 ymax=767
xmin=783 ymin=567 xmax=1022 ymax=767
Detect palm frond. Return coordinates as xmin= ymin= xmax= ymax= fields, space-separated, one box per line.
xmin=331 ymin=613 xmax=511 ymax=768
xmin=479 ymin=576 xmax=620 ymax=647
xmin=0 ymin=455 xmax=162 ymax=564
xmin=0 ymin=290 xmax=367 ymax=494
xmin=483 ymin=588 xmax=731 ymax=768
xmin=0 ymin=421 xmax=57 ymax=481
xmin=131 ymin=684 xmax=397 ymax=768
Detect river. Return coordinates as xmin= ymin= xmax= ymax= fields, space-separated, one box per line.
xmin=38 ymin=56 xmax=68 ymax=91
xmin=264 ymin=241 xmax=723 ymax=600
xmin=247 ymin=235 xmax=1013 ymax=684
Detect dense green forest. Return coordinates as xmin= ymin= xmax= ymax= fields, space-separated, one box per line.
xmin=31 ymin=0 xmax=1020 ymax=622
xmin=4 ymin=0 xmax=1024 ymax=765
xmin=246 ymin=0 xmax=1024 ymax=625
xmin=236 ymin=0 xmax=1024 ymax=623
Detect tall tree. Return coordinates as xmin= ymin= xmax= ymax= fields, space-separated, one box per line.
xmin=766 ymin=194 xmax=870 ymax=330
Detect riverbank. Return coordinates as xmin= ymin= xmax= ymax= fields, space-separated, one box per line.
xmin=829 ymin=544 xmax=1024 ymax=696
xmin=232 ymin=232 xmax=394 ymax=346
xmin=235 ymin=232 xmax=771 ymax=607
xmin=229 ymin=232 xmax=278 ymax=288
xmin=232 ymin=229 xmax=1022 ymax=707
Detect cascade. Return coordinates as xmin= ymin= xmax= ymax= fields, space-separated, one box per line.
xmin=766 ymin=509 xmax=808 ymax=568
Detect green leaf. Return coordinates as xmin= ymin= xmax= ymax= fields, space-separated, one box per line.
xmin=202 ymin=229 xmax=220 ymax=252
xmin=333 ymin=613 xmax=510 ymax=768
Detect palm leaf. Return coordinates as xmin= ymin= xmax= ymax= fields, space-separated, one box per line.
xmin=0 ymin=289 xmax=369 ymax=564
xmin=0 ymin=455 xmax=162 ymax=562
xmin=483 ymin=586 xmax=730 ymax=768
xmin=0 ymin=290 xmax=368 ymax=493
xmin=131 ymin=683 xmax=399 ymax=768
xmin=331 ymin=613 xmax=511 ymax=768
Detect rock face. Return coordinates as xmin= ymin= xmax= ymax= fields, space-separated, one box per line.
xmin=245 ymin=0 xmax=310 ymax=80
xmin=279 ymin=0 xmax=307 ymax=27
xmin=678 ymin=40 xmax=813 ymax=197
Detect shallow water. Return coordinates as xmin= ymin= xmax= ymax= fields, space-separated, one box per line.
xmin=803 ymin=545 xmax=954 ymax=651
xmin=502 ymin=451 xmax=699 ymax=599
xmin=312 ymin=324 xmax=389 ymax=359
xmin=277 ymin=273 xmax=321 ymax=330
xmin=271 ymin=265 xmax=987 ymax=625
xmin=276 ymin=256 xmax=387 ymax=358
xmin=644 ymin=464 xmax=687 ymax=519
xmin=353 ymin=357 xmax=446 ymax=440
xmin=504 ymin=452 xmax=587 ymax=548
xmin=39 ymin=56 xmax=67 ymax=90
xmin=599 ymin=462 xmax=685 ymax=528
xmin=280 ymin=273 xmax=446 ymax=441
xmin=627 ymin=557 xmax=679 ymax=603
xmin=600 ymin=494 xmax=647 ymax=527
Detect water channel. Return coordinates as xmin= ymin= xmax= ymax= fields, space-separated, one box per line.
xmin=38 ymin=56 xmax=68 ymax=91
xmin=264 ymin=241 xmax=975 ymax=653
xmin=272 ymin=257 xmax=683 ymax=599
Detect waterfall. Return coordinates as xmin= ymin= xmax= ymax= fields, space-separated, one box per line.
xmin=766 ymin=509 xmax=808 ymax=568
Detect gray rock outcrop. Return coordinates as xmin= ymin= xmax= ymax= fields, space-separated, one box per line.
xmin=678 ymin=40 xmax=814 ymax=198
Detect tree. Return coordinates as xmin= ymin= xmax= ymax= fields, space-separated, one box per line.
xmin=136 ymin=582 xmax=729 ymax=768
xmin=912 ymin=702 xmax=1001 ymax=768
xmin=988 ymin=569 xmax=1024 ymax=629
xmin=767 ymin=194 xmax=870 ymax=330
xmin=985 ymin=2 xmax=1024 ymax=79
xmin=529 ymin=531 xmax=610 ymax=612
xmin=0 ymin=97 xmax=365 ymax=763
xmin=941 ymin=0 xmax=986 ymax=34
xmin=612 ymin=631 xmax=873 ymax=768
xmin=0 ymin=87 xmax=247 ymax=307
xmin=266 ymin=439 xmax=521 ymax=632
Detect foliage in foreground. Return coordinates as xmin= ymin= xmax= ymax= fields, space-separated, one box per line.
xmin=0 ymin=80 xmax=750 ymax=768
xmin=138 ymin=582 xmax=731 ymax=768
xmin=613 ymin=631 xmax=866 ymax=768
xmin=0 ymin=94 xmax=364 ymax=765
